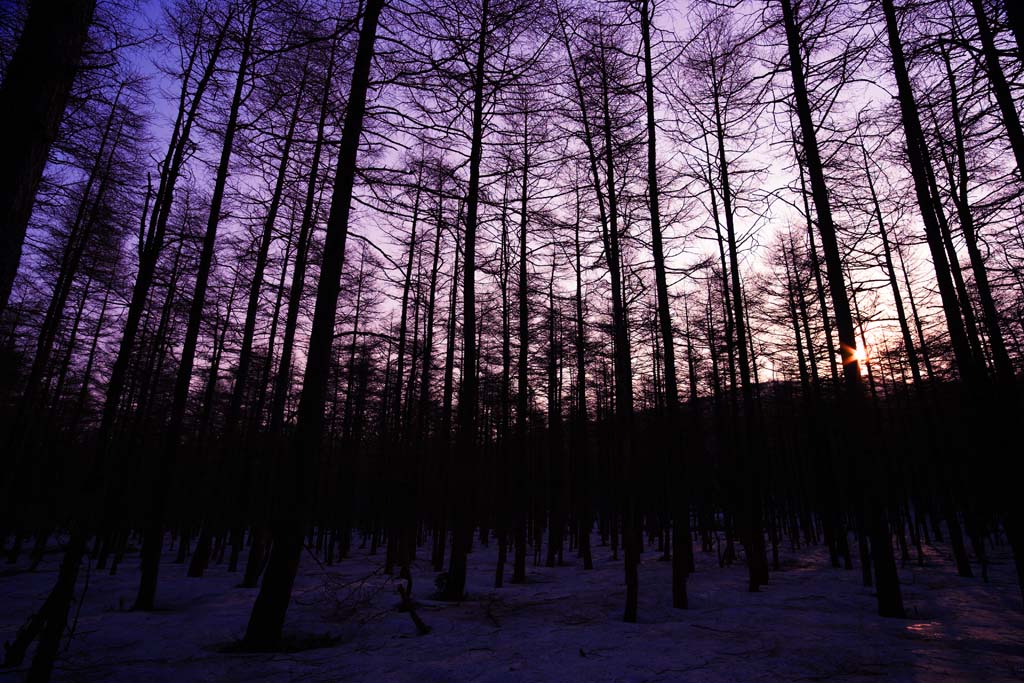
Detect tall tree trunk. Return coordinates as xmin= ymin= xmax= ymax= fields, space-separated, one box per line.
xmin=712 ymin=61 xmax=766 ymax=592
xmin=785 ymin=244 xmax=810 ymax=389
xmin=243 ymin=0 xmax=383 ymax=648
xmin=923 ymin=144 xmax=987 ymax=371
xmin=794 ymin=135 xmax=839 ymax=385
xmin=572 ymin=186 xmax=593 ymax=571
xmin=545 ymin=252 xmax=564 ymax=568
xmin=95 ymin=15 xmax=229 ymax=463
xmin=969 ymin=0 xmax=1024 ymax=174
xmin=496 ymin=174 xmax=512 ymax=589
xmin=416 ymin=168 xmax=445 ymax=442
xmin=512 ymin=111 xmax=531 ymax=586
xmin=135 ymin=2 xmax=256 ymax=611
xmin=639 ymin=0 xmax=688 ymax=607
xmin=20 ymin=84 xmax=124 ymax=420
xmin=882 ymin=0 xmax=976 ymax=382
xmin=226 ymin=60 xmax=309 ymax=434
xmin=434 ymin=200 xmax=463 ymax=572
xmin=251 ymin=213 xmax=296 ymax=430
xmin=597 ymin=34 xmax=638 ymax=624
xmin=0 ymin=0 xmax=96 ymax=313
xmin=781 ymin=5 xmax=860 ymax=385
xmin=938 ymin=44 xmax=1013 ymax=386
xmin=443 ymin=0 xmax=490 ymax=601
xmin=784 ymin=0 xmax=904 ymax=618
xmin=559 ymin=5 xmax=617 ymax=579
xmin=268 ymin=37 xmax=338 ymax=434
xmin=708 ymin=171 xmax=738 ymax=399
xmin=561 ymin=10 xmax=638 ymax=619
xmin=16 ymin=25 xmax=232 ymax=672
xmin=393 ymin=179 xmax=423 ymax=436
xmin=4 ymin=85 xmax=124 ymax=486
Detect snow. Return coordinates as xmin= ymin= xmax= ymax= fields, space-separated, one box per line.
xmin=2 ymin=532 xmax=1023 ymax=682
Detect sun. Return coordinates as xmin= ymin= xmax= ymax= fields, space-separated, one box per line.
xmin=853 ymin=345 xmax=868 ymax=365
xmin=841 ymin=343 xmax=871 ymax=375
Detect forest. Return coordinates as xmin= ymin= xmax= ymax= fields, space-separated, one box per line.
xmin=1 ymin=0 xmax=1023 ymax=680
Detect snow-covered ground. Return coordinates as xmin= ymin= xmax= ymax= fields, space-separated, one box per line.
xmin=2 ymin=532 xmax=1023 ymax=682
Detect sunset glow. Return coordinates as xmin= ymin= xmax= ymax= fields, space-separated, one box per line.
xmin=854 ymin=345 xmax=869 ymax=365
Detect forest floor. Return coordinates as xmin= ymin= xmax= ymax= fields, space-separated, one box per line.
xmin=1 ymin=530 xmax=1023 ymax=682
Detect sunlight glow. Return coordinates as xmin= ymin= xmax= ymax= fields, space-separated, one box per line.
xmin=841 ymin=343 xmax=871 ymax=377
xmin=853 ymin=345 xmax=869 ymax=365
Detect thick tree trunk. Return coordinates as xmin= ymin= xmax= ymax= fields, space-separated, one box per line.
xmin=969 ymin=0 xmax=1024 ymax=174
xmin=26 ymin=535 xmax=86 ymax=682
xmin=0 ymin=0 xmax=96 ymax=313
xmin=781 ymin=0 xmax=861 ymax=386
xmin=1006 ymin=0 xmax=1024 ymax=60
xmin=882 ymin=0 xmax=976 ymax=382
xmin=243 ymin=0 xmax=383 ymax=647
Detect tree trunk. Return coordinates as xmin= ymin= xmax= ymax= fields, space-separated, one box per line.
xmin=243 ymin=0 xmax=383 ymax=647
xmin=882 ymin=0 xmax=976 ymax=383
xmin=969 ymin=0 xmax=1024 ymax=174
xmin=268 ymin=36 xmax=339 ymax=434
xmin=226 ymin=60 xmax=309 ymax=434
xmin=794 ymin=136 xmax=839 ymax=385
xmin=712 ymin=67 xmax=767 ymax=592
xmin=639 ymin=0 xmax=688 ymax=607
xmin=861 ymin=143 xmax=922 ymax=385
xmin=512 ymin=110 xmax=531 ymax=586
xmin=785 ymin=0 xmax=904 ymax=618
xmin=443 ymin=0 xmax=490 ymax=602
xmin=94 ymin=14 xmax=229 ymax=466
xmin=0 ymin=0 xmax=96 ymax=313
xmin=938 ymin=44 xmax=1013 ymax=386
xmin=135 ymin=2 xmax=256 ymax=611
